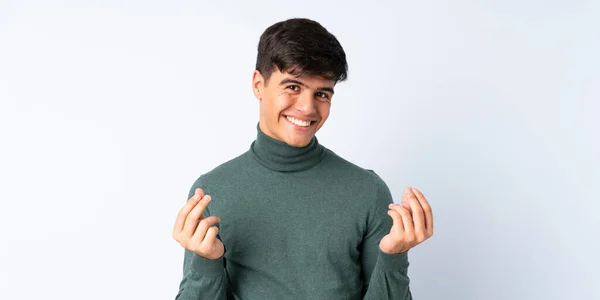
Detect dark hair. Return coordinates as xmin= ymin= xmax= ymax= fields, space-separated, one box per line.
xmin=255 ymin=18 xmax=348 ymax=84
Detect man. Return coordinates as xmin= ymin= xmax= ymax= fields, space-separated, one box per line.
xmin=173 ymin=18 xmax=433 ymax=299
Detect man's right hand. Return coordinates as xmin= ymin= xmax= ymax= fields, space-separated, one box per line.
xmin=173 ymin=188 xmax=224 ymax=260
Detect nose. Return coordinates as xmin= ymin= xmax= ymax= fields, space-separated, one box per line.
xmin=294 ymin=91 xmax=316 ymax=115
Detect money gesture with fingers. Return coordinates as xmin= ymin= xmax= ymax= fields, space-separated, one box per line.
xmin=380 ymin=187 xmax=434 ymax=254
xmin=173 ymin=188 xmax=224 ymax=260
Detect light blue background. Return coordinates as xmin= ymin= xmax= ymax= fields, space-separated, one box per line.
xmin=0 ymin=1 xmax=598 ymax=299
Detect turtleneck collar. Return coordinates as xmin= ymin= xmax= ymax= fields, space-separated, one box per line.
xmin=250 ymin=123 xmax=325 ymax=172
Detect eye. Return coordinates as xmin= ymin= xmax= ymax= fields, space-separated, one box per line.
xmin=286 ymin=85 xmax=301 ymax=92
xmin=315 ymin=92 xmax=330 ymax=101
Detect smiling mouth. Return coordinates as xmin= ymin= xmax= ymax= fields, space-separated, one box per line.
xmin=284 ymin=115 xmax=313 ymax=127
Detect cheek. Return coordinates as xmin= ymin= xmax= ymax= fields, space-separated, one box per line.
xmin=261 ymin=93 xmax=293 ymax=122
xmin=317 ymin=103 xmax=331 ymax=119
xmin=273 ymin=93 xmax=295 ymax=112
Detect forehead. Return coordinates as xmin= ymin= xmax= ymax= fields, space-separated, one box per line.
xmin=273 ymin=70 xmax=336 ymax=87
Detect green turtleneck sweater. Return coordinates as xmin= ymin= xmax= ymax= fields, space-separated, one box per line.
xmin=175 ymin=125 xmax=412 ymax=300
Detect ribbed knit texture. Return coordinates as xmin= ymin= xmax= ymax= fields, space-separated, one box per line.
xmin=176 ymin=124 xmax=412 ymax=300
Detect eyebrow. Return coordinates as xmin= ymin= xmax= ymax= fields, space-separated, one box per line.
xmin=279 ymin=78 xmax=335 ymax=95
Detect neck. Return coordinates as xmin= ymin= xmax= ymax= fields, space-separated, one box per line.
xmin=250 ymin=122 xmax=325 ymax=172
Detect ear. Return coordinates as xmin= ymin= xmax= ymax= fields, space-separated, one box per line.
xmin=252 ymin=70 xmax=264 ymax=101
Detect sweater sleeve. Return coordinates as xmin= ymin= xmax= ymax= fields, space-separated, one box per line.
xmin=175 ymin=177 xmax=229 ymax=300
xmin=361 ymin=172 xmax=412 ymax=300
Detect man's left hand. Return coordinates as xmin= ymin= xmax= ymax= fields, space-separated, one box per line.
xmin=379 ymin=187 xmax=434 ymax=254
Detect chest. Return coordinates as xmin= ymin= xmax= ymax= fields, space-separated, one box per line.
xmin=206 ymin=176 xmax=371 ymax=263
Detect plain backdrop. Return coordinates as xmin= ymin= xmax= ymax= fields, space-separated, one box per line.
xmin=1 ymin=1 xmax=598 ymax=299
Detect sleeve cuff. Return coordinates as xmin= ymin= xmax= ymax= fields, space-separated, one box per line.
xmin=376 ymin=249 xmax=410 ymax=272
xmin=189 ymin=254 xmax=225 ymax=278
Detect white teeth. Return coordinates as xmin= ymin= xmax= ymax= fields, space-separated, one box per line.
xmin=286 ymin=116 xmax=312 ymax=127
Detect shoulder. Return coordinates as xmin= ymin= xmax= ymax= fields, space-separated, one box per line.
xmin=321 ymin=146 xmax=390 ymax=192
xmin=320 ymin=146 xmax=394 ymax=220
xmin=187 ymin=150 xmax=252 ymax=193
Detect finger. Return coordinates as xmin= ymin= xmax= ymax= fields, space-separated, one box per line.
xmin=387 ymin=207 xmax=404 ymax=232
xmin=182 ymin=195 xmax=212 ymax=237
xmin=202 ymin=226 xmax=220 ymax=247
xmin=194 ymin=188 xmax=205 ymax=201
xmin=173 ymin=188 xmax=204 ymax=234
xmin=191 ymin=215 xmax=221 ymax=244
xmin=401 ymin=189 xmax=411 ymax=213
xmin=390 ymin=204 xmax=414 ymax=233
xmin=406 ymin=189 xmax=426 ymax=235
xmin=412 ymin=187 xmax=434 ymax=236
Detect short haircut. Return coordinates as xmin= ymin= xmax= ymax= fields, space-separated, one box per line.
xmin=255 ymin=18 xmax=348 ymax=84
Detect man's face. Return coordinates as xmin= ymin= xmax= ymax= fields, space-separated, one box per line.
xmin=253 ymin=68 xmax=335 ymax=147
